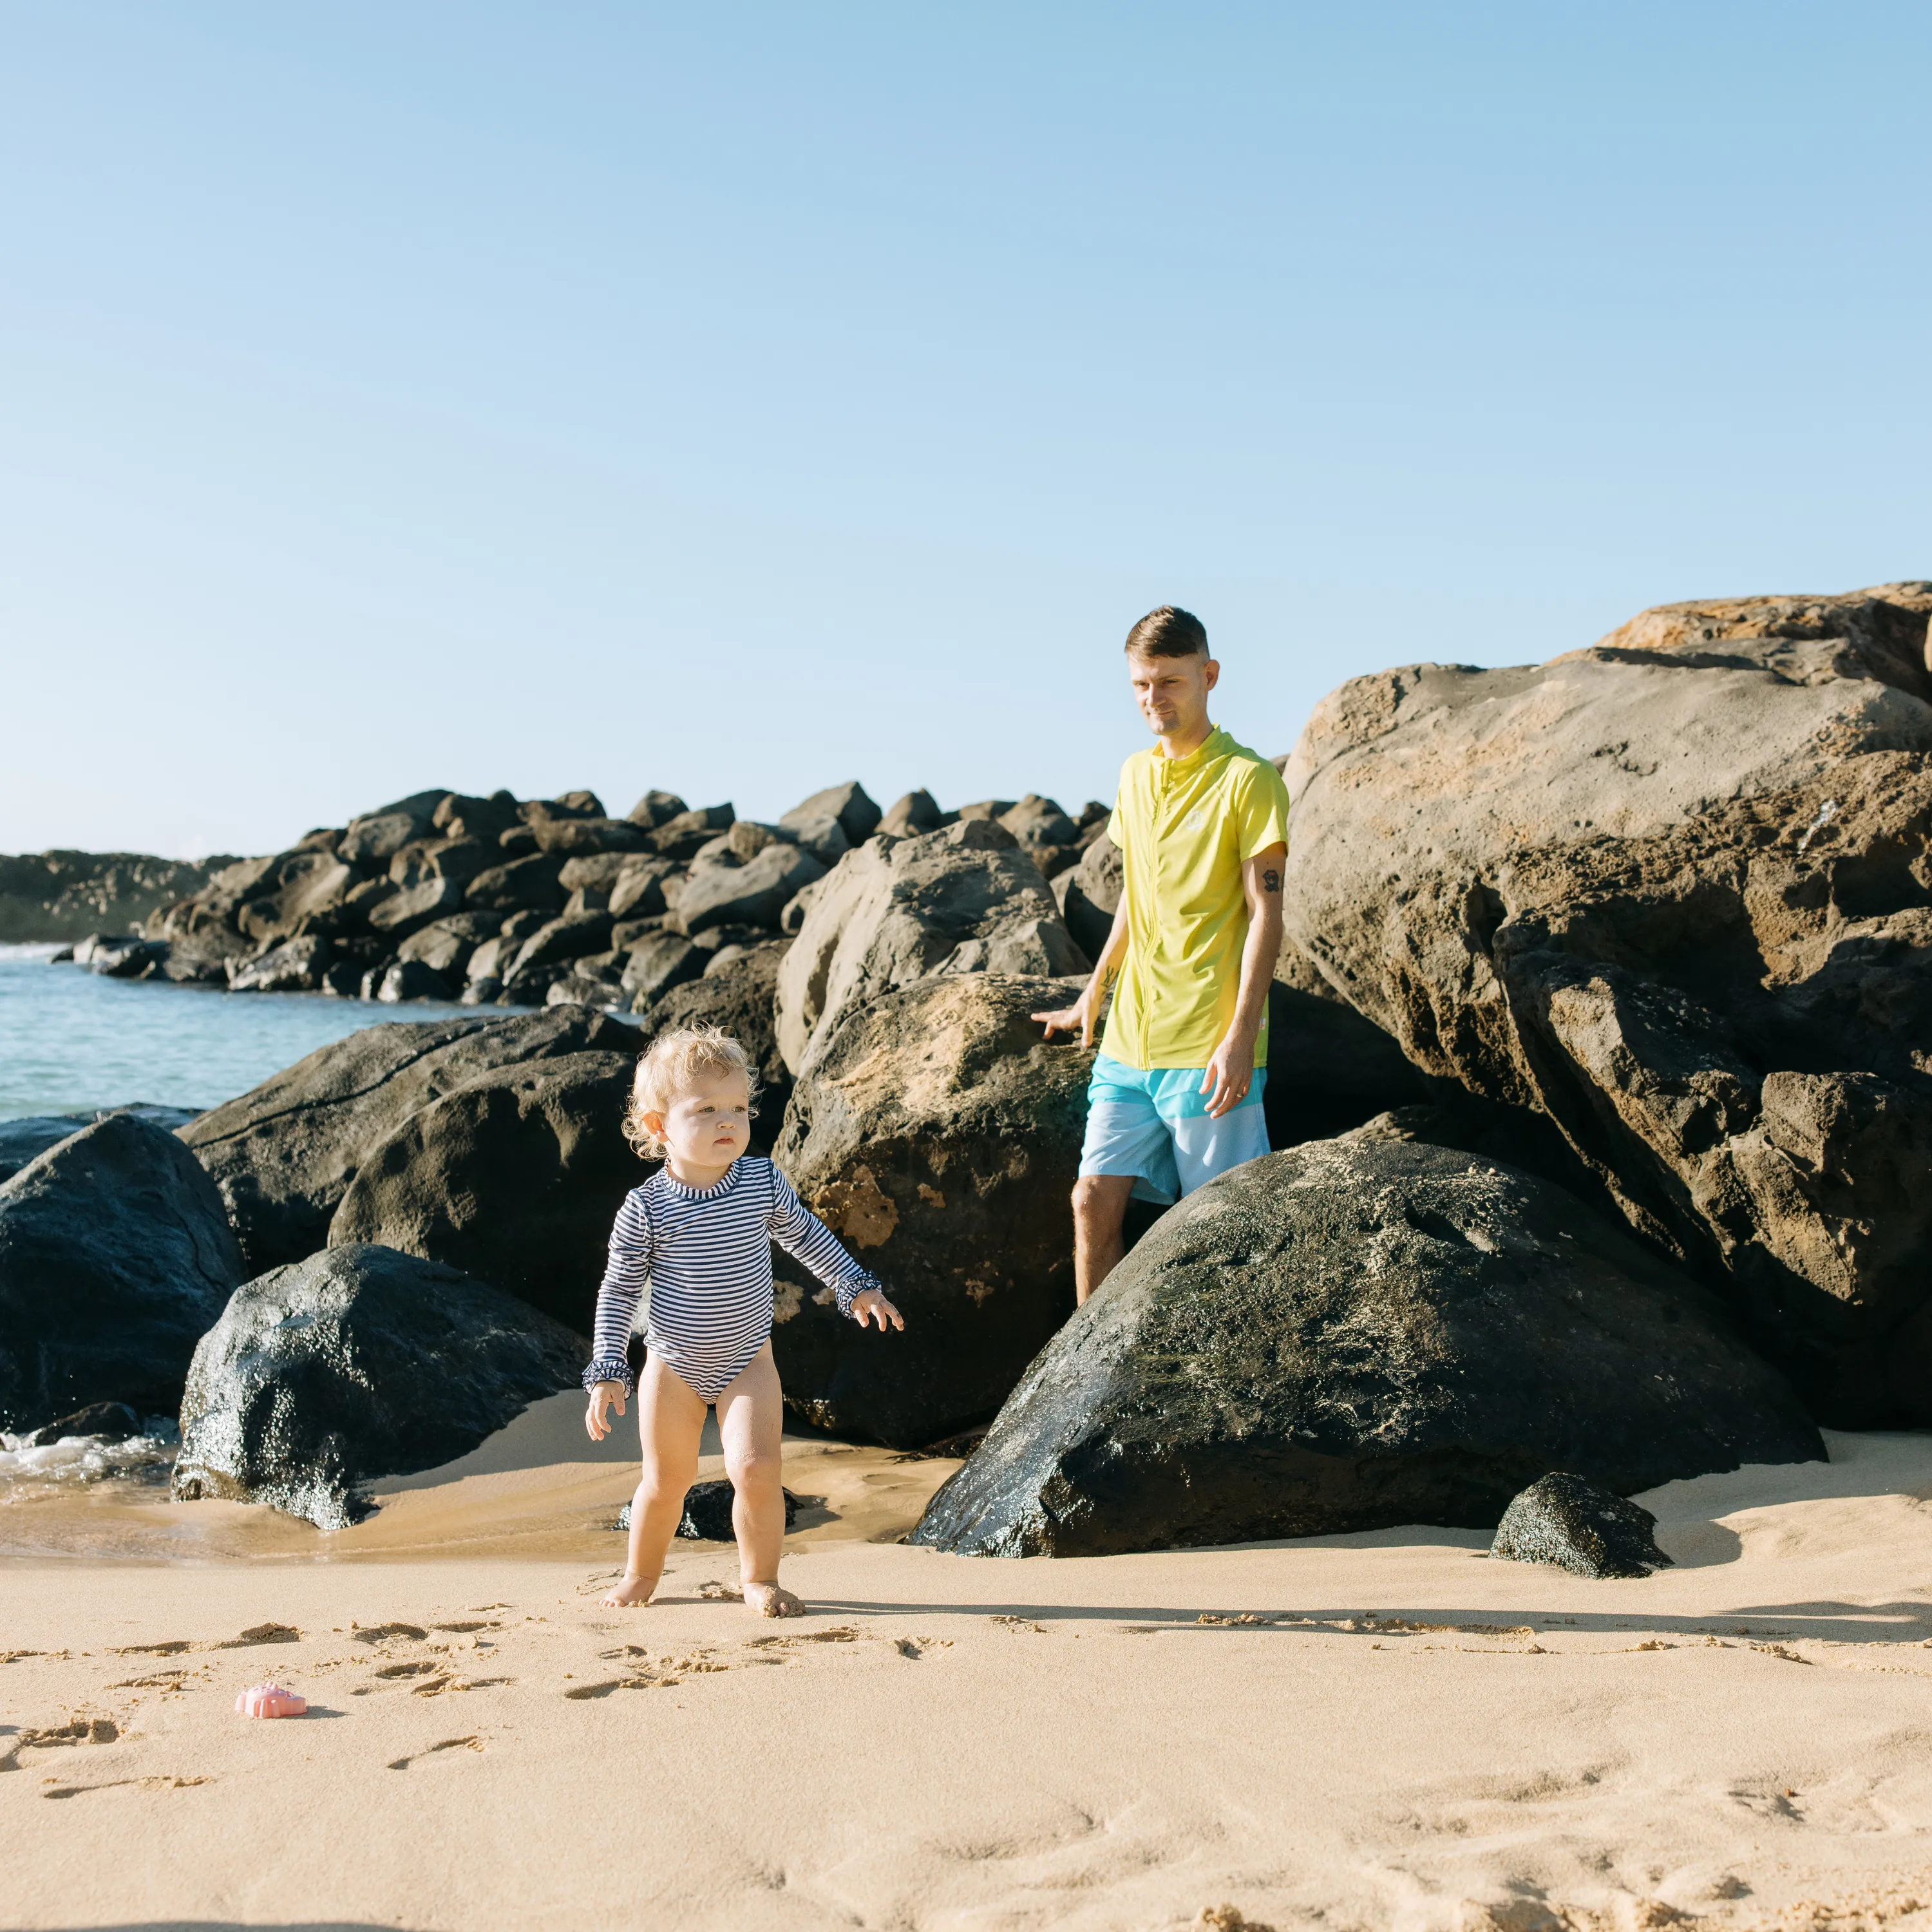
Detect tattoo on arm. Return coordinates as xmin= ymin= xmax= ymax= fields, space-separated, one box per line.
xmin=1262 ymin=868 xmax=1282 ymax=895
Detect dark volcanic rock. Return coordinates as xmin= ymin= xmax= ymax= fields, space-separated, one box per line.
xmin=178 ymin=1007 xmax=638 ymax=1274
xmin=1051 ymin=833 xmax=1121 ymax=960
xmin=911 ymin=1133 xmax=1823 ymax=1557
xmin=325 ymin=1047 xmax=642 ymax=1329
xmin=681 ymin=1477 xmax=799 ymax=1540
xmin=1282 ymin=583 xmax=1932 ymax=1424
xmin=772 ymin=972 xmax=1095 ymax=1447
xmin=623 ymin=931 xmax=705 ymax=1009
xmin=375 ymin=959 xmax=455 ymax=1004
xmin=1490 ymin=1472 xmax=1672 ymax=1578
xmin=611 ymin=1480 xmax=803 ymax=1538
xmin=776 ymin=819 xmax=1088 ymax=1072
xmin=171 ymin=1244 xmax=585 ymax=1528
xmin=0 ymin=1114 xmax=244 ymax=1432
xmin=1262 ymin=971 xmax=1432 ymax=1148
xmin=0 ymin=1105 xmax=202 ymax=1184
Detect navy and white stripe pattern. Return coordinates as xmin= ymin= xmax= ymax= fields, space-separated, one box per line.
xmin=583 ymin=1156 xmax=884 ymax=1403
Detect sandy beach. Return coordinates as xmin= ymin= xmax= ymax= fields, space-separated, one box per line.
xmin=4 ymin=1406 xmax=1932 ymax=1931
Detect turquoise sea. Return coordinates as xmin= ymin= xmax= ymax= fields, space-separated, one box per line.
xmin=0 ymin=941 xmax=484 ymax=1121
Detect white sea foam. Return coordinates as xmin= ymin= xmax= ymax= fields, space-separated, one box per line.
xmin=0 ymin=1423 xmax=179 ymax=1497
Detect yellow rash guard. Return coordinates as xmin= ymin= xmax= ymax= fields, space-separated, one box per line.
xmin=1099 ymin=725 xmax=1291 ymax=1071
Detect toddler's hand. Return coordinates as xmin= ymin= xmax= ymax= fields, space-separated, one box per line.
xmin=851 ymin=1289 xmax=905 ymax=1332
xmin=585 ymin=1380 xmax=628 ymax=1441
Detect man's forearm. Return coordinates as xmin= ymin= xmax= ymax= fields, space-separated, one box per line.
xmin=1226 ymin=901 xmax=1282 ymax=1047
xmin=1084 ymin=896 xmax=1132 ymax=1006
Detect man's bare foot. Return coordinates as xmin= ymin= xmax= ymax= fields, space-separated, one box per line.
xmin=601 ymin=1574 xmax=658 ymax=1608
xmin=743 ymin=1581 xmax=803 ymax=1618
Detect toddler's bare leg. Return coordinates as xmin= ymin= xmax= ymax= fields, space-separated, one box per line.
xmin=604 ymin=1356 xmax=706 ymax=1608
xmin=715 ymin=1343 xmax=800 ymax=1617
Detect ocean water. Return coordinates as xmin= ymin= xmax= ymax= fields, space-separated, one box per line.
xmin=0 ymin=942 xmax=486 ymax=1120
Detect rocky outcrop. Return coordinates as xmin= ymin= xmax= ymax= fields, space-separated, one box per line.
xmin=325 ymin=1048 xmax=641 ymax=1329
xmin=911 ymin=1132 xmax=1822 ymax=1557
xmin=0 ymin=1114 xmax=243 ymax=1432
xmin=178 ymin=1007 xmax=638 ymax=1277
xmin=23 ymin=778 xmax=1089 ymax=1012
xmin=771 ymin=972 xmax=1095 ymax=1446
xmin=775 ymin=820 xmax=1090 ymax=1072
xmin=0 ymin=851 xmax=234 ymax=944
xmin=171 ymin=1244 xmax=585 ymax=1528
xmin=1489 ymin=1472 xmax=1672 ymax=1578
xmin=1281 ymin=583 xmax=1932 ymax=1425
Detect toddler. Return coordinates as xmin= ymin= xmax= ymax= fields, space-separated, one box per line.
xmin=583 ymin=1024 xmax=903 ymax=1616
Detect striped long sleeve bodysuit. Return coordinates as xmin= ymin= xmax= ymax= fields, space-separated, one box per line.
xmin=582 ymin=1157 xmax=885 ymax=1403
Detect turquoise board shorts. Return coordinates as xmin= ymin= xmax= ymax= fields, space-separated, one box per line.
xmin=1077 ymin=1054 xmax=1271 ymax=1206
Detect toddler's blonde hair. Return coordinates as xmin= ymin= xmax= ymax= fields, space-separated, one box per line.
xmin=622 ymin=1025 xmax=759 ymax=1159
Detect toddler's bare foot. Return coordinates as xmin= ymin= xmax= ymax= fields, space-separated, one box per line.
xmin=743 ymin=1581 xmax=804 ymax=1618
xmin=601 ymin=1573 xmax=658 ymax=1608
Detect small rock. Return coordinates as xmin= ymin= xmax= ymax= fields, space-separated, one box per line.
xmin=614 ymin=1480 xmax=800 ymax=1539
xmin=1489 ymin=1472 xmax=1674 ymax=1579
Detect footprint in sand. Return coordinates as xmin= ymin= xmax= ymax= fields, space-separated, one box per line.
xmin=42 ymin=1775 xmax=211 ymax=1801
xmin=2 ymin=1718 xmax=119 ymax=1774
xmin=386 ymin=1736 xmax=484 ymax=1770
xmin=374 ymin=1661 xmax=443 ymax=1679
xmin=352 ymin=1622 xmax=429 ymax=1644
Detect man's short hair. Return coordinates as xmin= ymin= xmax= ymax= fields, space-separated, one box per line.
xmin=1124 ymin=605 xmax=1209 ymax=659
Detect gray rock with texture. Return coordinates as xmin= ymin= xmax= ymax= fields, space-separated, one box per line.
xmin=171 ymin=1244 xmax=585 ymax=1529
xmin=911 ymin=1132 xmax=1823 ymax=1558
xmin=772 ymin=973 xmax=1095 ymax=1446
xmin=326 ymin=1047 xmax=640 ymax=1330
xmin=673 ymin=841 xmax=826 ymax=935
xmin=775 ymin=819 xmax=1090 ymax=1073
xmin=178 ymin=1007 xmax=638 ymax=1274
xmin=0 ymin=1114 xmax=243 ymax=1432
xmin=1281 ymin=583 xmax=1932 ymax=1424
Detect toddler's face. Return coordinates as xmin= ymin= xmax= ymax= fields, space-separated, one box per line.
xmin=653 ymin=1069 xmax=753 ymax=1171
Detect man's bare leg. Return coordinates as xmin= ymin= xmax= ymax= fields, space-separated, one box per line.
xmin=715 ymin=1343 xmax=801 ymax=1618
xmin=1071 ymin=1173 xmax=1137 ymax=1304
xmin=603 ymin=1356 xmax=706 ymax=1607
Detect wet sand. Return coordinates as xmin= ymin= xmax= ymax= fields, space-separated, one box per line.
xmin=6 ymin=1405 xmax=1932 ymax=1931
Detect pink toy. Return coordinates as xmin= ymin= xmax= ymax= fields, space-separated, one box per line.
xmin=234 ymin=1682 xmax=307 ymax=1718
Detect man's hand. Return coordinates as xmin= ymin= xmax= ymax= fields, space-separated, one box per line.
xmin=851 ymin=1288 xmax=905 ymax=1332
xmin=1034 ymin=984 xmax=1100 ymax=1048
xmin=585 ymin=1379 xmax=628 ymax=1442
xmin=1200 ymin=1028 xmax=1258 ymax=1119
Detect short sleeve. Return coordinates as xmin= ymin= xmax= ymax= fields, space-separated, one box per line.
xmin=1235 ymin=759 xmax=1291 ymax=860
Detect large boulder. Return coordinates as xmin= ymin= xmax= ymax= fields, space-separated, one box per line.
xmin=1281 ymin=582 xmax=1932 ymax=1423
xmin=911 ymin=1130 xmax=1824 ymax=1557
xmin=464 ymin=852 xmax=567 ymax=916
xmin=672 ymin=841 xmax=826 ymax=935
xmin=178 ymin=1007 xmax=638 ymax=1274
xmin=325 ymin=1048 xmax=640 ymax=1329
xmin=0 ymin=1115 xmax=243 ymax=1432
xmin=0 ymin=1105 xmax=200 ymax=1184
xmin=171 ymin=1245 xmax=585 ymax=1529
xmin=771 ymin=973 xmax=1095 ymax=1446
xmin=1051 ymin=832 xmax=1121 ymax=959
xmin=775 ymin=819 xmax=1090 ymax=1073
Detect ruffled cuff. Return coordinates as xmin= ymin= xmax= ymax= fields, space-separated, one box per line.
xmin=834 ymin=1269 xmax=886 ymax=1318
xmin=583 ymin=1356 xmax=636 ymax=1396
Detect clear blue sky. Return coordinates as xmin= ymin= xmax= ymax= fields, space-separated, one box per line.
xmin=4 ymin=3 xmax=1926 ymax=859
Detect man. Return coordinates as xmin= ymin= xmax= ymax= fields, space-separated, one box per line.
xmin=1034 ymin=605 xmax=1290 ymax=1302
